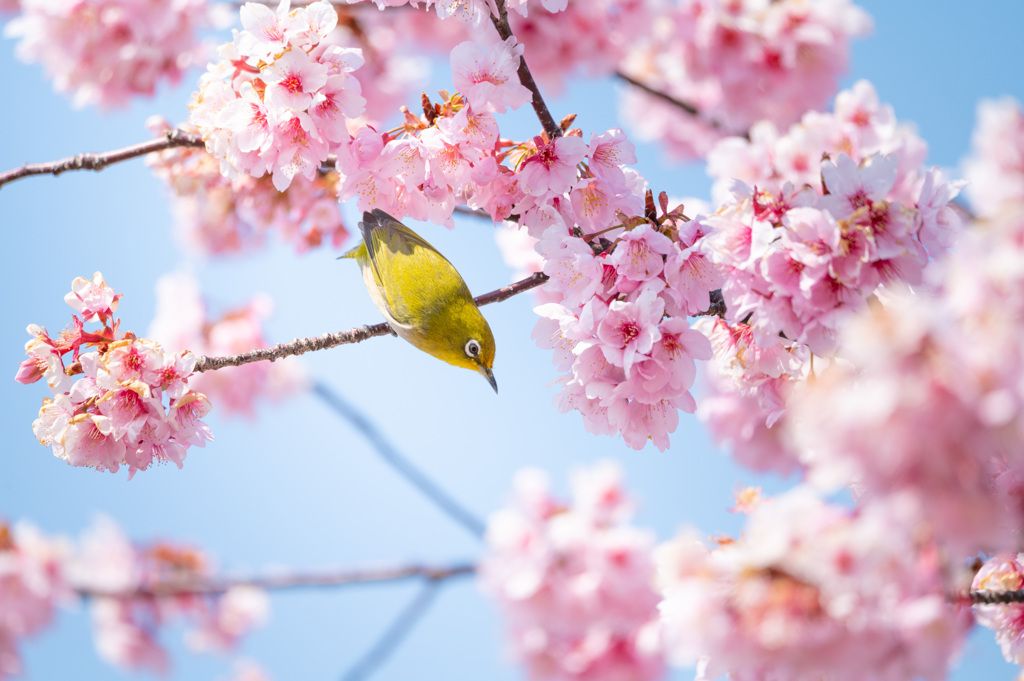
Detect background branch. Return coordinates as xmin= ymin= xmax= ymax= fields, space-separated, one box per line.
xmin=614 ymin=70 xmax=742 ymax=138
xmin=0 ymin=128 xmax=204 ymax=188
xmin=341 ymin=580 xmax=443 ymax=681
xmin=313 ymin=382 xmax=487 ymax=539
xmin=75 ymin=561 xmax=475 ymax=599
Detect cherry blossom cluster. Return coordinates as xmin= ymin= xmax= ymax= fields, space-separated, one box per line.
xmin=334 ymin=38 xmax=531 ymax=226
xmin=0 ymin=521 xmax=68 ymax=680
xmin=694 ymin=80 xmax=963 ymax=470
xmin=480 ymin=462 xmax=664 ymax=681
xmin=69 ymin=517 xmax=268 ymax=672
xmin=693 ymin=317 xmax=806 ymax=474
xmin=146 ymin=118 xmax=350 ymax=255
xmin=786 ymin=204 xmax=1024 ymax=557
xmin=620 ymin=0 xmax=872 ymax=159
xmin=16 ymin=272 xmax=213 ymax=478
xmin=4 ymin=0 xmax=209 ymax=109
xmin=189 ymin=0 xmax=366 ymax=191
xmin=530 ymin=192 xmax=719 ymax=451
xmin=705 ymin=80 xmax=932 ymax=206
xmin=149 ymin=271 xmax=307 ymax=418
xmin=962 ymin=96 xmax=1024 ymax=217
xmin=972 ymin=553 xmax=1024 ymax=665
xmin=0 ymin=517 xmax=266 ymax=677
xmin=657 ymin=489 xmax=971 ymax=681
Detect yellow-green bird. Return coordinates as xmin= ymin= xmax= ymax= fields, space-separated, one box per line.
xmin=341 ymin=209 xmax=498 ymax=393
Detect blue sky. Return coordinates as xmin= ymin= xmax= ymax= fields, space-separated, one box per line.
xmin=2 ymin=1 xmax=1023 ymax=680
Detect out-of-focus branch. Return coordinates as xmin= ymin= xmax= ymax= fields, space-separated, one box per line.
xmin=489 ymin=0 xmax=562 ymax=140
xmin=614 ymin=70 xmax=702 ymax=119
xmin=341 ymin=579 xmax=443 ymax=681
xmin=0 ymin=129 xmax=205 ymax=188
xmin=615 ymin=70 xmax=742 ymax=138
xmin=192 ymin=272 xmax=551 ymax=373
xmin=76 ymin=561 xmax=476 ymax=599
xmin=313 ymin=382 xmax=487 ymax=539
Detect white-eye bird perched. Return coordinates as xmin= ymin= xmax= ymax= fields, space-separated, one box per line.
xmin=341 ymin=209 xmax=498 ymax=392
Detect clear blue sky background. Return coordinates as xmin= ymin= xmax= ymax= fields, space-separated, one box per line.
xmin=2 ymin=2 xmax=1023 ymax=680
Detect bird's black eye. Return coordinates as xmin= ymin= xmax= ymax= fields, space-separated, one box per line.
xmin=465 ymin=339 xmax=481 ymax=358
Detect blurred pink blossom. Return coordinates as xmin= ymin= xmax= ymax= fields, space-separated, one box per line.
xmin=4 ymin=0 xmax=209 ymax=109
xmin=658 ymin=490 xmax=971 ymax=681
xmin=481 ymin=462 xmax=665 ymax=681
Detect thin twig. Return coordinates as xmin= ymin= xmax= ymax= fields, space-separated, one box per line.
xmin=614 ymin=70 xmax=702 ymax=118
xmin=192 ymin=272 xmax=551 ymax=373
xmin=312 ymin=382 xmax=487 ymax=539
xmin=614 ymin=71 xmax=743 ymax=138
xmin=76 ymin=561 xmax=475 ymax=599
xmin=0 ymin=129 xmax=205 ymax=189
xmin=341 ymin=579 xmax=443 ymax=681
xmin=489 ymin=0 xmax=561 ymax=140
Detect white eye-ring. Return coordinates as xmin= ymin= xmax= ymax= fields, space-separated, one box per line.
xmin=465 ymin=339 xmax=481 ymax=358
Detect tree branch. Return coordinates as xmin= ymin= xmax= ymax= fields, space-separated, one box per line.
xmin=969 ymin=589 xmax=1024 ymax=605
xmin=614 ymin=70 xmax=742 ymax=138
xmin=489 ymin=0 xmax=562 ymax=140
xmin=341 ymin=579 xmax=443 ymax=681
xmin=0 ymin=129 xmax=205 ymax=189
xmin=313 ymin=382 xmax=487 ymax=539
xmin=75 ymin=561 xmax=475 ymax=599
xmin=192 ymin=272 xmax=551 ymax=373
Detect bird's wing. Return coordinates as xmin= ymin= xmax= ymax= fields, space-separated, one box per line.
xmin=359 ymin=209 xmax=460 ymax=326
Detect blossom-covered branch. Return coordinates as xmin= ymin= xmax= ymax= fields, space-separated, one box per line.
xmin=192 ymin=272 xmax=551 ymax=373
xmin=0 ymin=128 xmax=204 ymax=188
xmin=77 ymin=561 xmax=475 ymax=599
xmin=488 ymin=0 xmax=561 ymax=140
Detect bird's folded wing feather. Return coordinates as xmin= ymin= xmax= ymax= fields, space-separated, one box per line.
xmin=361 ymin=210 xmax=459 ymax=326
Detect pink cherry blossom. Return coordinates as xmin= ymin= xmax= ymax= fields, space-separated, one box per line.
xmin=607 ymin=224 xmax=675 ymax=285
xmin=147 ymin=118 xmax=351 ymax=255
xmin=963 ymin=96 xmax=1024 ymax=217
xmin=481 ymin=463 xmax=664 ymax=681
xmin=189 ymin=1 xmax=365 ymax=190
xmin=595 ymin=287 xmax=664 ymax=376
xmin=658 ymin=490 xmax=971 ymax=681
xmin=620 ymin=0 xmax=871 ymax=161
xmin=63 ymin=272 xmax=121 ymax=323
xmin=5 ymin=0 xmax=209 ymax=109
xmin=0 ymin=521 xmax=68 ymax=680
xmin=532 ymin=198 xmax=721 ymax=451
xmin=973 ymin=554 xmax=1024 ymax=664
xmin=450 ymin=37 xmax=533 ymax=114
xmin=66 ymin=516 xmax=268 ymax=673
xmin=587 ymin=128 xmax=637 ymax=189
xmin=20 ymin=274 xmax=215 ymax=478
xmin=787 ymin=207 xmax=1024 ymax=556
xmin=517 ymin=135 xmax=589 ymax=198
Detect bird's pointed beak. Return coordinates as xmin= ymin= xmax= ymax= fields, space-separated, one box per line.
xmin=478 ymin=364 xmax=498 ymax=394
